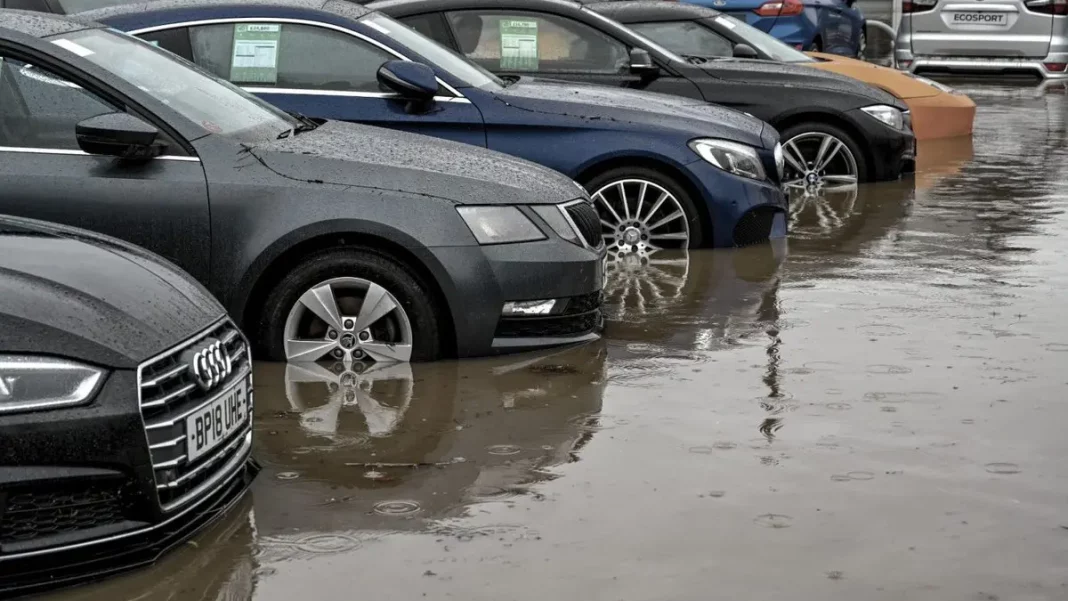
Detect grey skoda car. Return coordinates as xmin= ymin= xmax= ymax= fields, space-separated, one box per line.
xmin=0 ymin=9 xmax=605 ymax=364
xmin=895 ymin=0 xmax=1068 ymax=79
xmin=0 ymin=215 xmax=256 ymax=595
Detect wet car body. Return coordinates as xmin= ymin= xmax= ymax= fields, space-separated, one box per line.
xmin=78 ymin=0 xmax=789 ymax=252
xmin=0 ymin=215 xmax=257 ymax=596
xmin=681 ymin=0 xmax=866 ymax=57
xmin=895 ymin=0 xmax=1068 ymax=80
xmin=367 ymin=0 xmax=916 ymax=184
xmin=0 ymin=9 xmax=606 ymax=363
xmin=589 ymin=0 xmax=976 ymax=140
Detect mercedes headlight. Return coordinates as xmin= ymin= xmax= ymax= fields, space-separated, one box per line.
xmin=0 ymin=356 xmax=105 ymax=414
xmin=861 ymin=104 xmax=905 ymax=130
xmin=773 ymin=142 xmax=785 ymax=180
xmin=689 ymin=138 xmax=767 ymax=180
xmin=456 ymin=206 xmax=546 ymax=245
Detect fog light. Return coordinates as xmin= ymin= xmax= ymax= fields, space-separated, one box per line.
xmin=1044 ymin=62 xmax=1067 ymax=72
xmin=502 ymin=299 xmax=556 ymax=316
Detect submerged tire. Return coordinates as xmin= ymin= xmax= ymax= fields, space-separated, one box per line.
xmin=779 ymin=122 xmax=869 ymax=186
xmin=258 ymin=248 xmax=442 ymax=364
xmin=584 ymin=166 xmax=706 ymax=251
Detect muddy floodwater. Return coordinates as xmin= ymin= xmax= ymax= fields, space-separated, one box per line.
xmin=50 ymin=84 xmax=1068 ymax=600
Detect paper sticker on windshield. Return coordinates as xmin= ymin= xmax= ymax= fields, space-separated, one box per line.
xmin=52 ymin=39 xmax=94 ymax=57
xmin=499 ymin=19 xmax=538 ymax=71
xmin=231 ymin=23 xmax=281 ymax=84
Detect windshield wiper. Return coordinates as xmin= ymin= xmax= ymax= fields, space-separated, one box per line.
xmin=277 ymin=111 xmax=321 ymax=139
xmin=682 ymin=54 xmax=725 ymax=65
xmin=499 ymin=74 xmax=521 ymax=87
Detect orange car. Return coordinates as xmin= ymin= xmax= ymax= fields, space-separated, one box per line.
xmin=805 ymin=53 xmax=976 ymax=141
xmin=602 ymin=2 xmax=976 ymax=141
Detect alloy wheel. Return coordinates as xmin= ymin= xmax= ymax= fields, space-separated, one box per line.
xmin=781 ymin=132 xmax=859 ymax=198
xmin=591 ymin=179 xmax=690 ymax=256
xmin=283 ymin=276 xmax=413 ymax=364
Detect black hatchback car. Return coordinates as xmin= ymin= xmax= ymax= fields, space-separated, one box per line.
xmin=370 ymin=0 xmax=916 ymax=186
xmin=0 ymin=9 xmax=605 ymax=364
xmin=0 ymin=215 xmax=256 ymax=596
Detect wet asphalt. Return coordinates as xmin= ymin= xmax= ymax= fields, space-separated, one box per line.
xmin=47 ymin=82 xmax=1068 ymax=600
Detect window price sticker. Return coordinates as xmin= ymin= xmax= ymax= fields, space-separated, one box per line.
xmin=231 ymin=23 xmax=282 ymax=84
xmin=500 ymin=19 xmax=538 ymax=71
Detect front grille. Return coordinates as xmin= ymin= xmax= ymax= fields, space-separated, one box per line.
xmin=0 ymin=481 xmax=132 ymax=545
xmin=138 ymin=319 xmax=252 ymax=512
xmin=496 ymin=292 xmax=603 ymax=338
xmin=733 ymin=207 xmax=780 ymax=247
xmin=566 ymin=201 xmax=604 ymax=249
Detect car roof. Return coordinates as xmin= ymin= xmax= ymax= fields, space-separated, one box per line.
xmin=0 ymin=8 xmax=99 ymax=38
xmin=367 ymin=0 xmax=585 ymax=17
xmin=585 ymin=1 xmax=721 ymax=22
xmin=78 ymin=0 xmax=370 ymax=23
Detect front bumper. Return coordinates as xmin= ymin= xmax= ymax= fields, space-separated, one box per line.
xmin=681 ymin=158 xmax=789 ymax=248
xmin=420 ymin=238 xmax=606 ymax=358
xmin=848 ymin=109 xmax=917 ymax=181
xmin=0 ymin=322 xmax=258 ymax=597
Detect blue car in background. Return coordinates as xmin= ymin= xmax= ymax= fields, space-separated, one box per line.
xmin=684 ymin=0 xmax=865 ymax=57
xmin=80 ymin=0 xmax=788 ymax=255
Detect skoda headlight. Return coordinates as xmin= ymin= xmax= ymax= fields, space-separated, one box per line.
xmin=861 ymin=104 xmax=905 ymax=130
xmin=0 ymin=356 xmax=105 ymax=414
xmin=689 ymin=138 xmax=766 ymax=181
xmin=532 ymin=204 xmax=581 ymax=245
xmin=456 ymin=206 xmax=546 ymax=245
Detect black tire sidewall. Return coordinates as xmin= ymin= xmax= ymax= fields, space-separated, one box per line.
xmin=583 ymin=166 xmax=706 ymax=248
xmin=780 ymin=122 xmax=869 ymax=183
xmin=258 ymin=248 xmax=442 ymax=363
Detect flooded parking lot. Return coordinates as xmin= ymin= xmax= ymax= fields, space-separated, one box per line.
xmin=48 ymin=83 xmax=1068 ymax=600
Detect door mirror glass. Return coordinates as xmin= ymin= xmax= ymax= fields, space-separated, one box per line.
xmin=377 ymin=60 xmax=438 ymax=100
xmin=732 ymin=43 xmax=760 ymax=59
xmin=629 ymin=48 xmax=658 ymax=75
xmin=75 ymin=112 xmax=165 ymax=160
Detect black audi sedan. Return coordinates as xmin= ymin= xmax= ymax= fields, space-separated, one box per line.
xmin=0 ymin=215 xmax=256 ymax=596
xmin=0 ymin=9 xmax=605 ymax=364
xmin=369 ymin=0 xmax=916 ymax=185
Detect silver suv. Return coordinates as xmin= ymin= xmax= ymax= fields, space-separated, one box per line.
xmin=895 ymin=0 xmax=1067 ymax=79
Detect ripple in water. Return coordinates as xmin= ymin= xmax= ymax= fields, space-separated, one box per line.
xmin=984 ymin=462 xmax=1021 ymax=475
xmin=826 ymin=402 xmax=852 ymax=411
xmin=373 ymin=500 xmax=422 ymax=515
xmin=275 ymin=472 xmax=300 ymax=480
xmin=754 ymin=514 xmax=793 ymax=529
xmin=487 ymin=444 xmax=522 ymax=456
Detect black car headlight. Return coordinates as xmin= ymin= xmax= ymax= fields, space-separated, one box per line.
xmin=861 ymin=104 xmax=906 ymax=130
xmin=689 ymin=138 xmax=767 ymax=181
xmin=0 ymin=355 xmax=105 ymax=414
xmin=456 ymin=206 xmax=547 ymax=245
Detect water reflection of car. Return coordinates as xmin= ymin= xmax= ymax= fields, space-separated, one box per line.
xmin=248 ymin=343 xmax=607 ymax=538
xmin=0 ymin=9 xmax=605 ymax=364
xmin=0 ymin=216 xmax=256 ymax=596
xmin=604 ymin=243 xmax=786 ymax=350
xmin=587 ymin=0 xmax=976 ymax=140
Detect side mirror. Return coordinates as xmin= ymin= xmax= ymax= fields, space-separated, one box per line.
xmin=377 ymin=60 xmax=438 ymax=101
xmin=76 ymin=112 xmax=165 ymax=160
xmin=629 ymin=48 xmax=659 ymax=76
xmin=732 ymin=43 xmax=760 ymax=59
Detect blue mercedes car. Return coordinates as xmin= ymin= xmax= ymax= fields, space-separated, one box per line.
xmin=683 ymin=0 xmax=865 ymax=58
xmin=78 ymin=0 xmax=787 ymax=253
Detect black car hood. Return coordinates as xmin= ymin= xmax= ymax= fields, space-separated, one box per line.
xmin=693 ymin=58 xmax=905 ymax=109
xmin=0 ymin=217 xmax=224 ymax=369
xmin=249 ymin=120 xmax=584 ymax=205
xmin=495 ymin=77 xmax=773 ymax=149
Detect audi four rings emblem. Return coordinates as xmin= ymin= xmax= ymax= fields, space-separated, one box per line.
xmin=185 ymin=339 xmax=233 ymax=391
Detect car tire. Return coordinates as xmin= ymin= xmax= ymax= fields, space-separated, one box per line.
xmin=258 ymin=248 xmax=442 ymax=364
xmin=584 ymin=166 xmax=706 ymax=251
xmin=780 ymin=121 xmax=869 ymax=185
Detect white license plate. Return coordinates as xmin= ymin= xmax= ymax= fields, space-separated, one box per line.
xmin=949 ymin=11 xmax=1008 ymax=25
xmin=186 ymin=379 xmax=250 ymax=462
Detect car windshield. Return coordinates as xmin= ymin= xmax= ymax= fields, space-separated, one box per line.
xmin=581 ymin=7 xmax=688 ymax=64
xmin=714 ymin=15 xmax=814 ymax=63
xmin=360 ymin=14 xmax=504 ymax=90
xmin=50 ymin=28 xmax=297 ymax=142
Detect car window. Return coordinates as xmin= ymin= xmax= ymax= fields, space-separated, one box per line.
xmin=186 ymin=22 xmax=394 ymax=92
xmin=713 ymin=15 xmax=814 ymax=63
xmin=628 ymin=20 xmax=734 ymax=59
xmin=444 ymin=10 xmax=628 ymax=74
xmin=0 ymin=54 xmax=117 ymax=150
